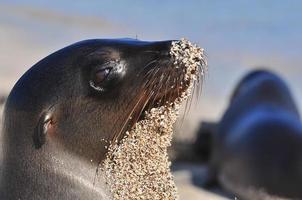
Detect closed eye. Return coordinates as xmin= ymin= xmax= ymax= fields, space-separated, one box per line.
xmin=89 ymin=67 xmax=112 ymax=91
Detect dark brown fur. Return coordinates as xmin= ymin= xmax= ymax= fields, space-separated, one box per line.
xmin=1 ymin=39 xmax=195 ymax=199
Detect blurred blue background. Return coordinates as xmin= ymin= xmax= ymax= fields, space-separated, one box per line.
xmin=1 ymin=0 xmax=302 ymax=134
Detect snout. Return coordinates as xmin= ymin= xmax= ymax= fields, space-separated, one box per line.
xmin=141 ymin=40 xmax=178 ymax=59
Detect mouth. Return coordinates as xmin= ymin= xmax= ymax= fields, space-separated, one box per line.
xmin=112 ymin=39 xmax=206 ymax=143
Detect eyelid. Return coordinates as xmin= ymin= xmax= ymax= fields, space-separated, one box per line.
xmin=89 ymin=59 xmax=123 ymax=92
xmin=103 ymin=60 xmax=119 ymax=67
xmin=104 ymin=68 xmax=110 ymax=73
xmin=96 ymin=67 xmax=112 ymax=74
xmin=89 ymin=80 xmax=105 ymax=91
xmin=93 ymin=60 xmax=118 ymax=71
xmin=93 ymin=67 xmax=111 ymax=83
xmin=90 ymin=67 xmax=112 ymax=92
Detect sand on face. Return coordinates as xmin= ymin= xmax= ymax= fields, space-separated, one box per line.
xmin=101 ymin=39 xmax=207 ymax=200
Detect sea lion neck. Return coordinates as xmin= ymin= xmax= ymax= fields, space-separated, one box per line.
xmin=1 ymin=109 xmax=111 ymax=199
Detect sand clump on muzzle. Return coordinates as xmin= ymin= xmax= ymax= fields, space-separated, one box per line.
xmin=102 ymin=39 xmax=207 ymax=200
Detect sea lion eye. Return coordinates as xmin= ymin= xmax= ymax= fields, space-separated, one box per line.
xmin=90 ymin=67 xmax=112 ymax=91
xmin=95 ymin=68 xmax=111 ymax=83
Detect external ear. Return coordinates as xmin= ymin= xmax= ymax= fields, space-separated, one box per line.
xmin=33 ymin=111 xmax=53 ymax=149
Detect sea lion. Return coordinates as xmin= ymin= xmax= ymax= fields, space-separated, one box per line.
xmin=0 ymin=38 xmax=206 ymax=199
xmin=196 ymin=70 xmax=302 ymax=199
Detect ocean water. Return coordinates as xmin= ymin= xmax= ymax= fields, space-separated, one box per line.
xmin=1 ymin=0 xmax=302 ymax=126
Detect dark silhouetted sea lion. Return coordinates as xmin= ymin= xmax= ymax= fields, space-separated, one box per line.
xmin=196 ymin=70 xmax=302 ymax=199
xmin=0 ymin=38 xmax=206 ymax=199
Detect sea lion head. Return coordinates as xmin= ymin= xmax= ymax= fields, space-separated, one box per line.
xmin=4 ymin=39 xmax=203 ymax=165
xmin=1 ymin=38 xmax=206 ymax=199
xmin=229 ymin=69 xmax=299 ymax=116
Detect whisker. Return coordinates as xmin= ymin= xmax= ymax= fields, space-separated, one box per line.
xmin=187 ymin=81 xmax=195 ymax=112
xmin=163 ymin=73 xmax=171 ymax=104
xmin=150 ymin=68 xmax=166 ymax=108
xmin=138 ymin=59 xmax=159 ymax=77
xmin=112 ymin=91 xmax=148 ymax=144
xmin=128 ymin=90 xmax=154 ymax=130
xmin=94 ymin=87 xmax=149 ymax=182
xmin=146 ymin=70 xmax=162 ymax=110
xmin=143 ymin=67 xmax=160 ymax=89
xmin=111 ymin=63 xmax=162 ymax=144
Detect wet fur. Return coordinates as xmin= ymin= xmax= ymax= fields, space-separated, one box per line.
xmin=0 ymin=39 xmax=202 ymax=199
